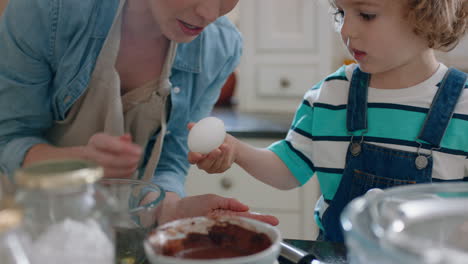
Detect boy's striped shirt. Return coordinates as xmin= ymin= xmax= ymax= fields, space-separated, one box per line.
xmin=269 ymin=64 xmax=468 ymax=209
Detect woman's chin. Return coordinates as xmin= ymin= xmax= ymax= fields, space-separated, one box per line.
xmin=165 ymin=29 xmax=199 ymax=43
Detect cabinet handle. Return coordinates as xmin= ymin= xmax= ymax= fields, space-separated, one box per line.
xmin=220 ymin=177 xmax=233 ymax=190
xmin=280 ymin=78 xmax=291 ymax=89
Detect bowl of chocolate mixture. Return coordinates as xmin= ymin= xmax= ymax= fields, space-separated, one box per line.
xmin=144 ymin=216 xmax=281 ymax=264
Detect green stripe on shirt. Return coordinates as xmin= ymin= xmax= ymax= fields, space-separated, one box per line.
xmin=269 ymin=140 xmax=314 ymax=185
xmin=312 ymin=106 xmax=468 ymax=152
xmin=316 ymin=171 xmax=343 ymax=200
xmin=292 ymin=103 xmax=314 ymax=133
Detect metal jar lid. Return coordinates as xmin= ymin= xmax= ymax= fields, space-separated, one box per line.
xmin=15 ymin=159 xmax=104 ymax=190
xmin=0 ymin=200 xmax=23 ymax=233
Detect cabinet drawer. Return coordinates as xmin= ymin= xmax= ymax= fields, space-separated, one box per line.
xmin=186 ymin=164 xmax=300 ymax=211
xmin=257 ymin=64 xmax=320 ymax=97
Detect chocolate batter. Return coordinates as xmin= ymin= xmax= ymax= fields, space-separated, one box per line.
xmin=153 ymin=221 xmax=272 ymax=259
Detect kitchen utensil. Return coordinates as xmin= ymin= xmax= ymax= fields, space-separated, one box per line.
xmin=341 ymin=182 xmax=468 ymax=264
xmin=280 ymin=241 xmax=318 ymax=264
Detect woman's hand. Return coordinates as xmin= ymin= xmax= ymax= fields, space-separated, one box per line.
xmin=85 ymin=133 xmax=142 ymax=178
xmin=187 ymin=123 xmax=238 ymax=174
xmin=157 ymin=192 xmax=279 ymax=226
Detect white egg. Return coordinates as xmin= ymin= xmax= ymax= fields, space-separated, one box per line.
xmin=188 ymin=117 xmax=226 ymax=154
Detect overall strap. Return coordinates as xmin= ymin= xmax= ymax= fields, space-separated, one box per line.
xmin=346 ymin=67 xmax=371 ymax=134
xmin=417 ymin=68 xmax=467 ymax=148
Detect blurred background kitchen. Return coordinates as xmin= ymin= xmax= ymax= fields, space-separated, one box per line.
xmin=1 ymin=0 xmax=467 ymax=241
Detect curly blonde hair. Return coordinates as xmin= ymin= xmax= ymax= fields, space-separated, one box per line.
xmin=328 ymin=0 xmax=468 ymax=51
xmin=406 ymin=0 xmax=468 ymax=51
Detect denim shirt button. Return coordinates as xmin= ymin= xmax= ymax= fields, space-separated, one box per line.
xmin=173 ymin=87 xmax=181 ymax=94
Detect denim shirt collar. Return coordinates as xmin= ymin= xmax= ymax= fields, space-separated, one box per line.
xmin=173 ymin=35 xmax=203 ymax=74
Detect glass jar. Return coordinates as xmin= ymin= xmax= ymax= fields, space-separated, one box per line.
xmin=1 ymin=171 xmax=16 ymax=201
xmin=0 ymin=200 xmax=32 ymax=264
xmin=341 ymin=182 xmax=468 ymax=264
xmin=98 ymin=178 xmax=165 ymax=264
xmin=14 ymin=159 xmax=115 ymax=264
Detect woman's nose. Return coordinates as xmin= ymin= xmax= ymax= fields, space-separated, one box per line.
xmin=195 ymin=0 xmax=221 ymax=24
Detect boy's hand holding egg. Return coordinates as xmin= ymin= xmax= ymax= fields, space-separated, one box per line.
xmin=187 ymin=117 xmax=237 ymax=174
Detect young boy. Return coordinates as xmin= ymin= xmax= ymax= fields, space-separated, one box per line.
xmin=189 ymin=0 xmax=468 ymax=242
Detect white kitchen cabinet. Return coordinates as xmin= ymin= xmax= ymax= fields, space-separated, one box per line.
xmin=437 ymin=36 xmax=468 ymax=72
xmin=185 ymin=138 xmax=321 ymax=240
xmin=236 ymin=0 xmax=335 ymax=113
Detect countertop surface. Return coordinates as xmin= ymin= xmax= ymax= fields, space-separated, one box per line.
xmin=211 ymin=107 xmax=294 ymax=138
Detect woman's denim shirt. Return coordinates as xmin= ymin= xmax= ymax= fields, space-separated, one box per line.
xmin=0 ymin=0 xmax=242 ymax=196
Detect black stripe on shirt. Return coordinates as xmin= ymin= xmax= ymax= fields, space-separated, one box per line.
xmin=292 ymin=127 xmax=313 ymax=140
xmin=315 ymin=167 xmax=344 ymax=174
xmin=302 ymin=99 xmax=311 ymax=108
xmin=285 ymin=140 xmax=316 ymax=171
xmin=312 ymin=135 xmax=468 ymax=156
xmin=432 ymin=177 xmax=468 ymax=182
xmin=325 ymin=75 xmax=348 ymax=82
xmin=313 ymin=103 xmax=346 ymax=110
xmin=313 ymin=103 xmax=468 ymax=120
xmin=453 ymin=112 xmax=468 ymax=121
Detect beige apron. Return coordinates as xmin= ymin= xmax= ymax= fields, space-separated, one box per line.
xmin=46 ymin=0 xmax=177 ymax=182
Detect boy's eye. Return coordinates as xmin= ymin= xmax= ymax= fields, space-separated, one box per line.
xmin=360 ymin=13 xmax=376 ymax=21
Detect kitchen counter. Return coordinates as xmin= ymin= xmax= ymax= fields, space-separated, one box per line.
xmin=211 ymin=107 xmax=294 ymax=138
xmin=279 ymin=239 xmax=348 ymax=264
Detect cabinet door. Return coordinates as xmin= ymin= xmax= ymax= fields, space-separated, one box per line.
xmin=237 ymin=0 xmax=334 ymax=113
xmin=255 ymin=0 xmax=318 ymax=52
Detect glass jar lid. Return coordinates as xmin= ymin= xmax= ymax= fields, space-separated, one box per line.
xmin=15 ymin=159 xmax=103 ymax=190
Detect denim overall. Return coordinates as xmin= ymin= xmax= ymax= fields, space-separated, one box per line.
xmin=321 ymin=67 xmax=467 ymax=242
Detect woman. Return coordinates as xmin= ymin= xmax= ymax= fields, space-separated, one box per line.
xmin=0 ymin=0 xmax=278 ymax=225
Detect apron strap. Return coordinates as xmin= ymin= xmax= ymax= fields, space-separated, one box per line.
xmin=141 ymin=95 xmax=169 ymax=182
xmin=346 ymin=67 xmax=371 ymax=134
xmin=417 ymin=68 xmax=467 ymax=148
xmin=141 ymin=41 xmax=178 ymax=182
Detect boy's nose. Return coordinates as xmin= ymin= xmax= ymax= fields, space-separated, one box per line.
xmin=340 ymin=17 xmax=358 ymax=40
xmin=195 ymin=0 xmax=221 ymax=24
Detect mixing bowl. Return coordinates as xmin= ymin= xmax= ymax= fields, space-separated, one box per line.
xmin=144 ymin=216 xmax=281 ymax=264
xmin=341 ymin=182 xmax=468 ymax=264
xmin=98 ymin=178 xmax=165 ymax=264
